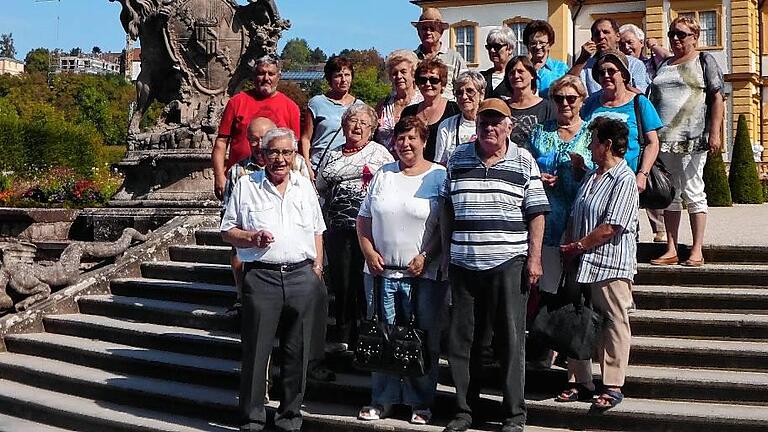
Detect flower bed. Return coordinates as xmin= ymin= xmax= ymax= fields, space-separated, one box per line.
xmin=0 ymin=165 xmax=123 ymax=209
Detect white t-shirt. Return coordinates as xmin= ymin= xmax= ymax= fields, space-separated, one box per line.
xmin=434 ymin=114 xmax=477 ymax=164
xmin=358 ymin=162 xmax=446 ymax=280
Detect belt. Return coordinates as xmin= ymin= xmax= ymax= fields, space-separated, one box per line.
xmin=244 ymin=259 xmax=313 ymax=272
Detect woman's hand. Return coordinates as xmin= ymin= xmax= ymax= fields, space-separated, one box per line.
xmin=407 ymin=254 xmax=426 ymax=277
xmin=636 ymin=173 xmax=648 ymax=193
xmin=560 ymin=242 xmax=583 ymax=263
xmin=541 ymin=173 xmax=558 ymax=188
xmin=364 ymin=250 xmax=386 ymax=275
xmin=569 ymin=152 xmax=586 ymax=172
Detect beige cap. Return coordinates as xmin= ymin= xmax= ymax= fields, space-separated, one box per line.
xmin=477 ymin=98 xmax=511 ymax=118
xmin=411 ymin=8 xmax=449 ymax=30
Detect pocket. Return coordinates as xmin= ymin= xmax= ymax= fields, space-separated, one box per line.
xmin=292 ymin=201 xmax=314 ymax=229
xmin=244 ymin=202 xmax=275 ymax=230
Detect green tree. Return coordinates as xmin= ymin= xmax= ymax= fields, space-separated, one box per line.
xmin=703 ymin=147 xmax=732 ymax=207
xmin=728 ymin=114 xmax=764 ymax=203
xmin=69 ymin=47 xmax=82 ymax=57
xmin=24 ymin=48 xmax=51 ymax=75
xmin=0 ymin=33 xmax=16 ymax=59
xmin=350 ymin=66 xmax=390 ymax=106
xmin=280 ymin=38 xmax=311 ymax=70
xmin=309 ymin=47 xmax=327 ymax=63
xmin=92 ymin=46 xmax=102 ymax=55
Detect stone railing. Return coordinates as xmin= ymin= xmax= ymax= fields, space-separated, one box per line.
xmin=0 ymin=208 xmax=80 ymax=242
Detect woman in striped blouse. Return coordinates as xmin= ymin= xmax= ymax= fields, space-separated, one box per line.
xmin=557 ymin=116 xmax=639 ymax=411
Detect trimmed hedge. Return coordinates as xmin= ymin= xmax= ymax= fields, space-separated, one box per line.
xmin=729 ymin=114 xmax=764 ymax=204
xmin=703 ymin=146 xmax=732 ymax=207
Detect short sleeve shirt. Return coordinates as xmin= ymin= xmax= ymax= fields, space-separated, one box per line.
xmin=509 ymin=99 xmax=555 ymax=150
xmin=307 ymin=95 xmax=367 ymax=168
xmin=580 ymin=54 xmax=651 ymax=95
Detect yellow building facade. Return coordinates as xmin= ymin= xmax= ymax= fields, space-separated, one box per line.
xmin=414 ymin=0 xmax=768 ymax=167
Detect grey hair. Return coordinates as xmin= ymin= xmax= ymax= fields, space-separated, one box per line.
xmin=253 ymin=55 xmax=282 ymax=72
xmin=341 ymin=103 xmax=378 ymax=129
xmin=454 ymin=70 xmax=487 ymax=95
xmin=261 ymin=128 xmax=297 ymax=150
xmin=619 ymin=24 xmax=645 ymax=41
xmin=486 ymin=26 xmax=517 ymax=51
xmin=385 ymin=49 xmax=419 ymax=77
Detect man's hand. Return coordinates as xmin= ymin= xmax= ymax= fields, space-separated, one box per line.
xmin=527 ymin=255 xmax=543 ymax=287
xmin=407 ymin=254 xmax=426 ymax=277
xmin=214 ymin=174 xmax=227 ymax=200
xmin=541 ymin=173 xmax=558 ymax=188
xmin=312 ymin=263 xmax=323 ymax=279
xmin=560 ymin=242 xmax=583 ymax=263
xmin=578 ymin=41 xmax=596 ymax=63
xmin=248 ymin=230 xmax=274 ymax=249
xmin=709 ymin=133 xmax=723 ymax=154
xmin=364 ymin=250 xmax=386 ymax=275
xmin=636 ymin=173 xmax=648 ymax=193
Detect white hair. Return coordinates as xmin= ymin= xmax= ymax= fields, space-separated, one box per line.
xmin=455 ymin=70 xmax=487 ymax=95
xmin=254 ymin=55 xmax=282 ymax=72
xmin=619 ymin=24 xmax=645 ymax=41
xmin=262 ymin=128 xmax=297 ymax=150
xmin=486 ymin=27 xmax=517 ymax=51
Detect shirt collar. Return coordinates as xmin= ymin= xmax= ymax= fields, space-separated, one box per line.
xmin=472 ymin=138 xmax=518 ymax=162
xmin=542 ymin=57 xmax=557 ymax=71
xmin=254 ymin=169 xmax=300 ymax=189
xmin=603 ymin=159 xmax=628 ymax=178
xmin=416 ymin=44 xmax=445 ymax=58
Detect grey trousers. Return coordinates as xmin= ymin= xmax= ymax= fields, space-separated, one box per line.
xmin=239 ymin=263 xmax=325 ymax=432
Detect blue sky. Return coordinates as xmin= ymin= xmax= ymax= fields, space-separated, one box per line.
xmin=1 ymin=1 xmax=420 ymax=60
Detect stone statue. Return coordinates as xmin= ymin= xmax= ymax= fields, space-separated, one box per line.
xmin=0 ymin=228 xmax=148 ymax=312
xmin=108 ymin=0 xmax=289 ymax=206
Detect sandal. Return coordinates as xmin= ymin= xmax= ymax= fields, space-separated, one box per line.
xmin=410 ymin=408 xmax=432 ymax=425
xmin=357 ymin=405 xmax=391 ymax=421
xmin=555 ymin=384 xmax=595 ymax=402
xmin=592 ymin=388 xmax=624 ymax=410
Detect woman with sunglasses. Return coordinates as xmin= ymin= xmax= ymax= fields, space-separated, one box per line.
xmin=401 ymin=59 xmax=460 ymax=161
xmin=648 ymin=16 xmax=724 ymax=267
xmin=524 ymin=20 xmax=569 ymax=99
xmin=434 ymin=71 xmax=485 ymax=164
xmin=480 ymin=27 xmax=516 ymax=99
xmin=505 ymin=55 xmax=555 ymax=149
xmin=315 ymin=104 xmax=394 ymax=355
xmin=581 ymin=49 xmax=662 ymax=192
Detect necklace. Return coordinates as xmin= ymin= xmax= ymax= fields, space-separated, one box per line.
xmin=342 ymin=143 xmax=366 ymax=155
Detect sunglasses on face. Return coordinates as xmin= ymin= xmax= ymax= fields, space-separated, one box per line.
xmin=455 ymin=88 xmax=478 ymax=97
xmin=415 ymin=76 xmax=441 ymax=86
xmin=485 ymin=43 xmax=506 ymax=51
xmin=598 ymin=67 xmax=620 ymax=77
xmin=667 ymin=30 xmax=695 ymax=40
xmin=528 ymin=41 xmax=548 ymax=49
xmin=552 ymin=94 xmax=579 ymax=104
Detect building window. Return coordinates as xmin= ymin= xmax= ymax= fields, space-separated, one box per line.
xmin=506 ymin=22 xmax=529 ymax=56
xmin=454 ymin=25 xmax=475 ymax=63
xmin=675 ymin=10 xmax=721 ymax=48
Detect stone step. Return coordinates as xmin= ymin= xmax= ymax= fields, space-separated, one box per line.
xmin=43 ymin=314 xmax=241 ymax=360
xmin=0 ymin=379 xmax=235 ymax=432
xmin=633 ymin=285 xmax=768 ymax=311
xmin=630 ymin=309 xmax=768 ymax=340
xmin=3 ymin=333 xmax=239 ymax=389
xmin=0 ymin=353 xmax=237 ymax=424
xmin=110 ymin=278 xmax=236 ymax=307
xmin=635 ymin=263 xmax=768 ymax=286
xmin=636 ymin=243 xmax=768 ymax=264
xmin=169 ymin=245 xmax=231 ymax=265
xmin=0 ymin=412 xmax=74 ymax=432
xmin=195 ymin=229 xmax=228 ymax=247
xmin=141 ymin=261 xmax=233 ymax=285
xmin=77 ymin=295 xmax=237 ymax=332
xmin=631 ymin=336 xmax=768 ymax=371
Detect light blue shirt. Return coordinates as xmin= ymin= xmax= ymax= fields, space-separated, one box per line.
xmin=537 ymin=57 xmax=569 ymax=99
xmin=307 ymin=95 xmax=365 ymax=168
xmin=580 ymin=54 xmax=651 ymax=95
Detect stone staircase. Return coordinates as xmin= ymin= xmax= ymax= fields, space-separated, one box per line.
xmin=0 ymin=227 xmax=767 ymax=431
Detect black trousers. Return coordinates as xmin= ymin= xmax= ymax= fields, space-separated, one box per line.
xmin=448 ymin=257 xmax=528 ymax=427
xmin=239 ymin=263 xmax=325 ymax=432
xmin=325 ymin=229 xmax=366 ymax=346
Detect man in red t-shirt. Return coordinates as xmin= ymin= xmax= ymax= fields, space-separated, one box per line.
xmin=212 ymin=56 xmax=301 ymax=199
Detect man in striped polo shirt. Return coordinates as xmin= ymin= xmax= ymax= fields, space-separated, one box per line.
xmin=440 ymin=98 xmax=549 ymax=432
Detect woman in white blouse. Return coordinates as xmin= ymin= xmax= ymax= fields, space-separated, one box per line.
xmin=356 ymin=116 xmax=447 ymax=425
xmin=434 ymin=71 xmax=486 ymax=164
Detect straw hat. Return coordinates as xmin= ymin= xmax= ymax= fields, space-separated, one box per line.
xmin=411 ymin=8 xmax=449 ymax=31
xmin=591 ymin=49 xmax=632 ymax=84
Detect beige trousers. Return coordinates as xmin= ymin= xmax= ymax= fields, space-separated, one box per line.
xmin=567 ymin=278 xmax=633 ymax=387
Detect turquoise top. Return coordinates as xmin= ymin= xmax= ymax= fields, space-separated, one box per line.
xmin=537 ymin=57 xmax=569 ymax=99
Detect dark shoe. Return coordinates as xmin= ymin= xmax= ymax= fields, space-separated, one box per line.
xmin=308 ymin=365 xmax=336 ymax=382
xmin=442 ymin=415 xmax=472 ymax=432
xmin=555 ymin=383 xmax=595 ymax=402
xmin=500 ymin=421 xmax=525 ymax=432
xmin=592 ymin=388 xmax=624 ymax=411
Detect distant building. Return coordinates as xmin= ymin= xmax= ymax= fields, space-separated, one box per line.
xmin=0 ymin=57 xmax=24 ymax=76
xmin=126 ymin=48 xmax=141 ymax=81
xmin=56 ymin=53 xmax=121 ymax=75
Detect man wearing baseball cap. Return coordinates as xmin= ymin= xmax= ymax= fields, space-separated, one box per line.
xmin=413 ymin=7 xmax=467 ymax=101
xmin=440 ymin=98 xmax=549 ymax=432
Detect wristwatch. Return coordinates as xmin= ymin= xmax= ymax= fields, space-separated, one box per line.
xmin=419 ymin=251 xmax=429 ymax=262
xmin=639 ymin=170 xmax=650 ymax=177
xmin=576 ymin=241 xmax=585 ymax=251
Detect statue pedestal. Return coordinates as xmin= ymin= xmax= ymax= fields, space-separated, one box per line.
xmin=110 ymin=150 xmax=220 ymax=208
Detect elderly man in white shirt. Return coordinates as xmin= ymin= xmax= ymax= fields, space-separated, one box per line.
xmin=221 ymin=128 xmax=326 ymax=432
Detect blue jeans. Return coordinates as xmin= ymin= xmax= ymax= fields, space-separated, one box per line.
xmin=364 ymin=274 xmax=447 ymax=409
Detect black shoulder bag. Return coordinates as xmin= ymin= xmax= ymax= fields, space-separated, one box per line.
xmin=353 ymin=275 xmax=430 ymax=377
xmin=635 ymin=95 xmax=676 ymax=209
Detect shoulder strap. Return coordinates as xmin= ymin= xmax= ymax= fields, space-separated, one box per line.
xmin=633 ymin=95 xmax=646 ymax=147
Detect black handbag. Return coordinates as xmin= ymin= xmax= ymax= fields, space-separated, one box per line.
xmin=353 ymin=276 xmax=430 ymax=377
xmin=634 ymin=95 xmax=676 ymax=209
xmin=530 ymin=269 xmax=608 ymax=360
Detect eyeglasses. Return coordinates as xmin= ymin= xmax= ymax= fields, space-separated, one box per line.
xmin=415 ymin=76 xmax=442 ymax=86
xmin=348 ymin=118 xmax=371 ymax=128
xmin=598 ymin=67 xmax=620 ymax=77
xmin=263 ymin=149 xmax=295 ymax=159
xmin=528 ymin=41 xmax=549 ymax=49
xmin=667 ymin=30 xmax=695 ymax=40
xmin=418 ymin=24 xmax=441 ymax=32
xmin=485 ymin=43 xmax=506 ymax=51
xmin=455 ymin=88 xmax=478 ymax=97
xmin=552 ymin=94 xmax=579 ymax=104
